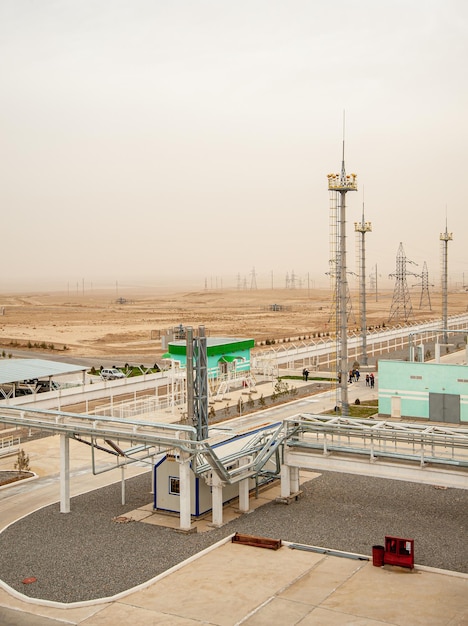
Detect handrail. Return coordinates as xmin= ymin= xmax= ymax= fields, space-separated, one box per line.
xmin=0 ymin=404 xmax=466 ymax=486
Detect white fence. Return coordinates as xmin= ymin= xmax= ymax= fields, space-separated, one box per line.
xmin=0 ymin=435 xmax=20 ymax=457
xmin=252 ymin=314 xmax=468 ymax=373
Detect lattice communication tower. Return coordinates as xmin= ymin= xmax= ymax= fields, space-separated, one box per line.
xmin=413 ymin=261 xmax=432 ymax=311
xmin=328 ymin=191 xmax=356 ymax=327
xmin=250 ymin=267 xmax=258 ymax=290
xmin=285 ymin=270 xmax=298 ymax=289
xmin=388 ymin=242 xmax=418 ymax=323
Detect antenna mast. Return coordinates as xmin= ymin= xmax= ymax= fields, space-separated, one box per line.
xmin=327 ymin=114 xmax=357 ymax=416
xmin=440 ymin=216 xmax=453 ymax=345
xmin=354 ymin=194 xmax=372 ymax=366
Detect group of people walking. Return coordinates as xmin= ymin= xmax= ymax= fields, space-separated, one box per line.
xmin=309 ymin=368 xmax=375 ymax=387
xmin=348 ymin=369 xmax=360 ymax=383
xmin=343 ymin=369 xmax=375 ymax=387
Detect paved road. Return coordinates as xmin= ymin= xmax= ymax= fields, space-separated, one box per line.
xmin=0 ymin=423 xmax=152 ymax=536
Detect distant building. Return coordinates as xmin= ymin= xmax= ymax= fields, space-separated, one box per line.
xmin=378 ymin=360 xmax=468 ymax=424
xmin=162 ymin=337 xmax=255 ymax=380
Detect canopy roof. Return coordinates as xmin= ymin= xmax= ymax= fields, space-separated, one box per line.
xmin=0 ymin=359 xmax=87 ymax=385
xmin=167 ymin=337 xmax=254 ymax=357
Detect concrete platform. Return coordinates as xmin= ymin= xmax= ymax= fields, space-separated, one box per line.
xmin=1 ymin=539 xmax=466 ymax=625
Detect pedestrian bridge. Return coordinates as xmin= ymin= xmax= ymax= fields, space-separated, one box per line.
xmin=281 ymin=415 xmax=468 ymax=492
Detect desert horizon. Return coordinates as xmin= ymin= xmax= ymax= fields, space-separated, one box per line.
xmin=0 ymin=286 xmax=466 ymax=364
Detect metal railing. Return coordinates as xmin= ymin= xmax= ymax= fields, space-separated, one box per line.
xmin=285 ymin=415 xmax=468 ymax=468
xmin=252 ymin=314 xmax=468 ymax=372
xmin=0 ymin=406 xmax=466 ymax=486
xmin=0 ymin=435 xmax=20 ymax=456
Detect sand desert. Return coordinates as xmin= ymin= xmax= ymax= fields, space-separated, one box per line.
xmin=0 ymin=286 xmax=466 ymax=365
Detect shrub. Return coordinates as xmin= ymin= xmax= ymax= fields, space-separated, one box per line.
xmin=15 ymin=449 xmax=30 ymax=475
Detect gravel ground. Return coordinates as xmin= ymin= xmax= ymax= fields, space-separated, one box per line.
xmin=0 ymin=470 xmax=466 ymax=604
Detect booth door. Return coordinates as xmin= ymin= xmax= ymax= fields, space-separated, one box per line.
xmin=391 ymin=395 xmax=401 ymax=418
xmin=429 ymin=392 xmax=460 ymax=424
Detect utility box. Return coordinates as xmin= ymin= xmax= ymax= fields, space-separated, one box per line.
xmin=372 ymin=545 xmax=385 ymax=567
xmin=384 ymin=535 xmax=414 ymax=569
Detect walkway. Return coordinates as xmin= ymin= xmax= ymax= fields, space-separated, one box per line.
xmin=1 ymin=538 xmax=466 ymax=625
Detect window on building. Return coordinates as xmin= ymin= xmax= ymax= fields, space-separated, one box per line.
xmin=169 ymin=476 xmax=180 ymax=495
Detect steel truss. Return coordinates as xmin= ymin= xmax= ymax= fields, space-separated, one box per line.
xmin=285 ymin=415 xmax=468 ymax=469
xmin=1 ymin=407 xmax=466 ymax=488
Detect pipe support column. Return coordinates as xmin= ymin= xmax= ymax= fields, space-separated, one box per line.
xmin=280 ymin=464 xmax=291 ymax=498
xmin=211 ymin=472 xmax=224 ymax=527
xmin=238 ymin=458 xmax=250 ymax=513
xmin=179 ymin=456 xmax=192 ymax=531
xmin=290 ymin=466 xmax=300 ymax=494
xmin=60 ymin=434 xmax=70 ymax=514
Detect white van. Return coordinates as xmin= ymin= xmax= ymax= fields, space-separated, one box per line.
xmin=100 ymin=368 xmax=125 ymax=380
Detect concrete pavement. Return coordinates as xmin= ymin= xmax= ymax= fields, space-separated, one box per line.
xmin=0 ymin=536 xmax=466 ymax=625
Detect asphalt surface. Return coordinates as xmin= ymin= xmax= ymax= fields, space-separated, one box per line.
xmin=0 ymin=469 xmax=466 ymax=604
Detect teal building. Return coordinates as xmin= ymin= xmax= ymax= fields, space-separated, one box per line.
xmin=378 ymin=360 xmax=468 ymax=424
xmin=163 ymin=337 xmax=255 ymax=380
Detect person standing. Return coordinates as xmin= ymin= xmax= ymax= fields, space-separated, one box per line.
xmin=366 ymin=374 xmax=370 ymax=386
xmin=370 ymin=373 xmax=375 ymax=388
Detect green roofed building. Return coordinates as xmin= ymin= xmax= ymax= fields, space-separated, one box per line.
xmin=162 ymin=337 xmax=255 ymax=380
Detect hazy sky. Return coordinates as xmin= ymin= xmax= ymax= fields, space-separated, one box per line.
xmin=1 ymin=0 xmax=467 ymax=292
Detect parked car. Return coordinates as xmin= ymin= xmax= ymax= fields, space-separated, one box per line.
xmin=100 ymin=368 xmax=125 ymax=381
